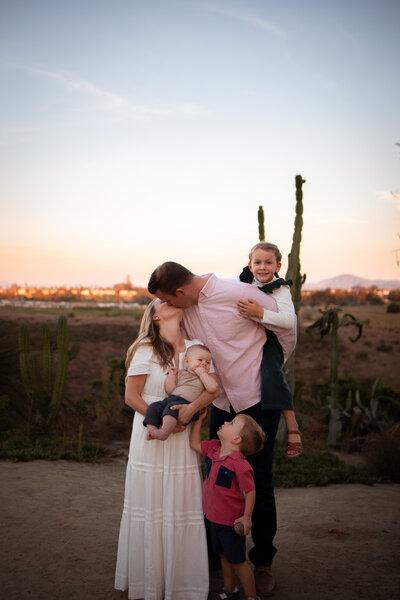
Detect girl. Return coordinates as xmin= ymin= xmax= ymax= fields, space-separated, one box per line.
xmin=237 ymin=242 xmax=302 ymax=457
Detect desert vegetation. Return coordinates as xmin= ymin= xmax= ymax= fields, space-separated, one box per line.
xmin=1 ymin=298 xmax=399 ymax=483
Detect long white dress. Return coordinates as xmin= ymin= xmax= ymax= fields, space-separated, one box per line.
xmin=114 ymin=339 xmax=209 ymax=600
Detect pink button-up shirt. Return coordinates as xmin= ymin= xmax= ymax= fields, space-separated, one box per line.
xmin=182 ymin=274 xmax=296 ymax=412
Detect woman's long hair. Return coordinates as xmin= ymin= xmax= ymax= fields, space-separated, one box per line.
xmin=125 ymin=299 xmax=174 ymax=370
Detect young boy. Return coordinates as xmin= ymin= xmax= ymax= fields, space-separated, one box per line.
xmin=237 ymin=242 xmax=302 ymax=457
xmin=144 ymin=344 xmax=219 ymax=440
xmin=190 ymin=411 xmax=265 ymax=600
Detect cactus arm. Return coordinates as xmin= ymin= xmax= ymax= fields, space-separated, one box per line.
xmin=18 ymin=322 xmax=31 ymax=393
xmin=41 ymin=322 xmax=53 ymax=398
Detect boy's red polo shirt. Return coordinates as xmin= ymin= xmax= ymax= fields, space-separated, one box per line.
xmin=201 ymin=439 xmax=255 ymax=526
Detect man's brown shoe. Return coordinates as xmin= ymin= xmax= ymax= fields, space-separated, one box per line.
xmin=254 ymin=566 xmax=277 ymax=597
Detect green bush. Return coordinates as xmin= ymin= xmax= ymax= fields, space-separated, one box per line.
xmin=0 ymin=432 xmax=112 ymax=462
xmin=387 ymin=302 xmax=400 ymax=314
xmin=366 ymin=430 xmax=400 ymax=482
xmin=272 ymin=445 xmax=377 ymax=487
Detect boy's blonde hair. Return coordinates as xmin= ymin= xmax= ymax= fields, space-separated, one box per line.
xmin=248 ymin=242 xmax=282 ymax=265
xmin=237 ymin=414 xmax=266 ymax=456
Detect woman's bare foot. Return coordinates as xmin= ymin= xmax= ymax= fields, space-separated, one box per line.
xmin=286 ymin=429 xmax=302 ymax=457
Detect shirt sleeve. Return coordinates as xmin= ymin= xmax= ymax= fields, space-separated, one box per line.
xmin=262 ymin=286 xmax=296 ymax=329
xmin=127 ymin=343 xmax=154 ymax=376
xmin=236 ymin=460 xmax=255 ymax=493
xmin=201 ymin=439 xmax=219 ymax=459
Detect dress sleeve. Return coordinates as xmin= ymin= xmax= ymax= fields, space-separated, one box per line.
xmin=262 ymin=286 xmax=296 ymax=329
xmin=127 ymin=344 xmax=154 ymax=376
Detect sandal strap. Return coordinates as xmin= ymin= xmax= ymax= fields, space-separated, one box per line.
xmin=287 ymin=429 xmax=302 ymax=436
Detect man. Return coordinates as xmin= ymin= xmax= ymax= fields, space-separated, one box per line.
xmin=148 ymin=262 xmax=296 ymax=597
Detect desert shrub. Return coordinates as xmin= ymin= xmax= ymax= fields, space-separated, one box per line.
xmin=272 ymin=446 xmax=377 ymax=487
xmin=366 ymin=428 xmax=400 ymax=482
xmin=0 ymin=431 xmax=112 ymax=462
xmin=376 ymin=340 xmax=393 ymax=352
xmin=386 ymin=302 xmax=400 ymax=313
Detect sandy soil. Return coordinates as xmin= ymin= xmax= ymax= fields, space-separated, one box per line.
xmin=1 ymin=458 xmax=399 ymax=600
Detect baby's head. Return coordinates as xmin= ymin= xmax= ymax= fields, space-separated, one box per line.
xmin=184 ymin=344 xmax=212 ymax=374
xmin=248 ymin=242 xmax=282 ymax=285
xmin=235 ymin=414 xmax=266 ymax=456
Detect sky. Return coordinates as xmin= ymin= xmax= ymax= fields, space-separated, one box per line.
xmin=1 ymin=0 xmax=399 ymax=288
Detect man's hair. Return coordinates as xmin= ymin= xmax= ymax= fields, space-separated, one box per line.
xmin=237 ymin=414 xmax=266 ymax=456
xmin=148 ymin=262 xmax=195 ymax=295
xmin=185 ymin=344 xmax=212 ymax=359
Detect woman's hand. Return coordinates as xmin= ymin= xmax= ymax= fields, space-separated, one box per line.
xmin=169 ymin=402 xmax=196 ymax=426
xmin=238 ymin=298 xmax=263 ymax=319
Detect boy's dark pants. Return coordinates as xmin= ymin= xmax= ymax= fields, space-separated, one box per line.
xmin=209 ymin=402 xmax=281 ymax=567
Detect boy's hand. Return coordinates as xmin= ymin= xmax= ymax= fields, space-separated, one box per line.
xmin=234 ymin=515 xmax=252 ymax=536
xmin=238 ymin=299 xmax=263 ymax=319
xmin=198 ymin=408 xmax=208 ymax=422
xmin=168 ymin=366 xmax=178 ymax=375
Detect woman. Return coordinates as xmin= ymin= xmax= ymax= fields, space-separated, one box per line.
xmin=115 ymin=299 xmax=217 ymax=600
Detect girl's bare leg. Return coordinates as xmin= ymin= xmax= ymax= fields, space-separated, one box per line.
xmin=282 ymin=409 xmax=302 ymax=457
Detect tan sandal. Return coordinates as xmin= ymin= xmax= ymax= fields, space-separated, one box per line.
xmin=286 ymin=429 xmax=302 ymax=458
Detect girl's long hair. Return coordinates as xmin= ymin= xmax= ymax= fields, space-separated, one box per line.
xmin=125 ymin=299 xmax=174 ymax=370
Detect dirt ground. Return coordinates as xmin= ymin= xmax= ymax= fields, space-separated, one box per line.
xmin=1 ymin=458 xmax=399 ymax=600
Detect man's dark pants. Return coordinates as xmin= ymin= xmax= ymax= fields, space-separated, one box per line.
xmin=209 ymin=402 xmax=281 ymax=567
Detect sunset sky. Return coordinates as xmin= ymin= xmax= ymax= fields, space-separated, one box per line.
xmin=1 ymin=0 xmax=399 ymax=288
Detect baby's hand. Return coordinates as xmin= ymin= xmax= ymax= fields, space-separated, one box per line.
xmin=168 ymin=366 xmax=178 ymax=375
xmin=194 ymin=365 xmax=207 ymax=377
xmin=238 ymin=299 xmax=263 ymax=319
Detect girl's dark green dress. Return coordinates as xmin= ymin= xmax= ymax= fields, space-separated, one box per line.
xmin=239 ymin=266 xmax=294 ymax=411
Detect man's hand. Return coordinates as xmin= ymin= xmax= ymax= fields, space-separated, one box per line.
xmin=170 ymin=402 xmax=196 ymax=425
xmin=238 ymin=298 xmax=263 ymax=319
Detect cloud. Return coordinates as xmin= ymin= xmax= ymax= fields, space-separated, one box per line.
xmin=0 ymin=60 xmax=207 ymax=119
xmin=377 ymin=189 xmax=400 ymax=210
xmin=197 ymin=3 xmax=285 ymax=36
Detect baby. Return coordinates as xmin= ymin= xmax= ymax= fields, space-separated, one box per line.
xmin=143 ymin=344 xmax=219 ymax=440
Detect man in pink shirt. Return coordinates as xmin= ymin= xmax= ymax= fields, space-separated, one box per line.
xmin=148 ymin=262 xmax=296 ymax=597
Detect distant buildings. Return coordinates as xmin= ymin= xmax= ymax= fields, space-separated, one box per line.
xmin=0 ymin=278 xmax=152 ymax=304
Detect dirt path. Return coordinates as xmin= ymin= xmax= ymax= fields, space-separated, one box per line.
xmin=1 ymin=459 xmax=399 ymax=600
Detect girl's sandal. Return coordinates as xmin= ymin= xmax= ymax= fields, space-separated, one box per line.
xmin=286 ymin=429 xmax=302 ymax=458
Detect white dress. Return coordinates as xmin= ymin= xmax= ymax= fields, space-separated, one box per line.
xmin=114 ymin=339 xmax=209 ymax=600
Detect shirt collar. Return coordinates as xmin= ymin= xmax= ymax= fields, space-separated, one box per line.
xmin=198 ymin=273 xmax=214 ymax=298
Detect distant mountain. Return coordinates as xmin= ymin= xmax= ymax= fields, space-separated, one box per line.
xmin=303 ymin=274 xmax=400 ymax=291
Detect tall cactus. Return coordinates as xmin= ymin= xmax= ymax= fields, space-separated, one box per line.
xmin=18 ymin=315 xmax=80 ymax=429
xmin=307 ymin=308 xmax=364 ymax=445
xmin=258 ymin=205 xmax=265 ymax=241
xmin=284 ymin=175 xmax=306 ymax=394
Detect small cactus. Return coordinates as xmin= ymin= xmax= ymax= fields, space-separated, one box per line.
xmin=18 ymin=315 xmax=80 ymax=429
